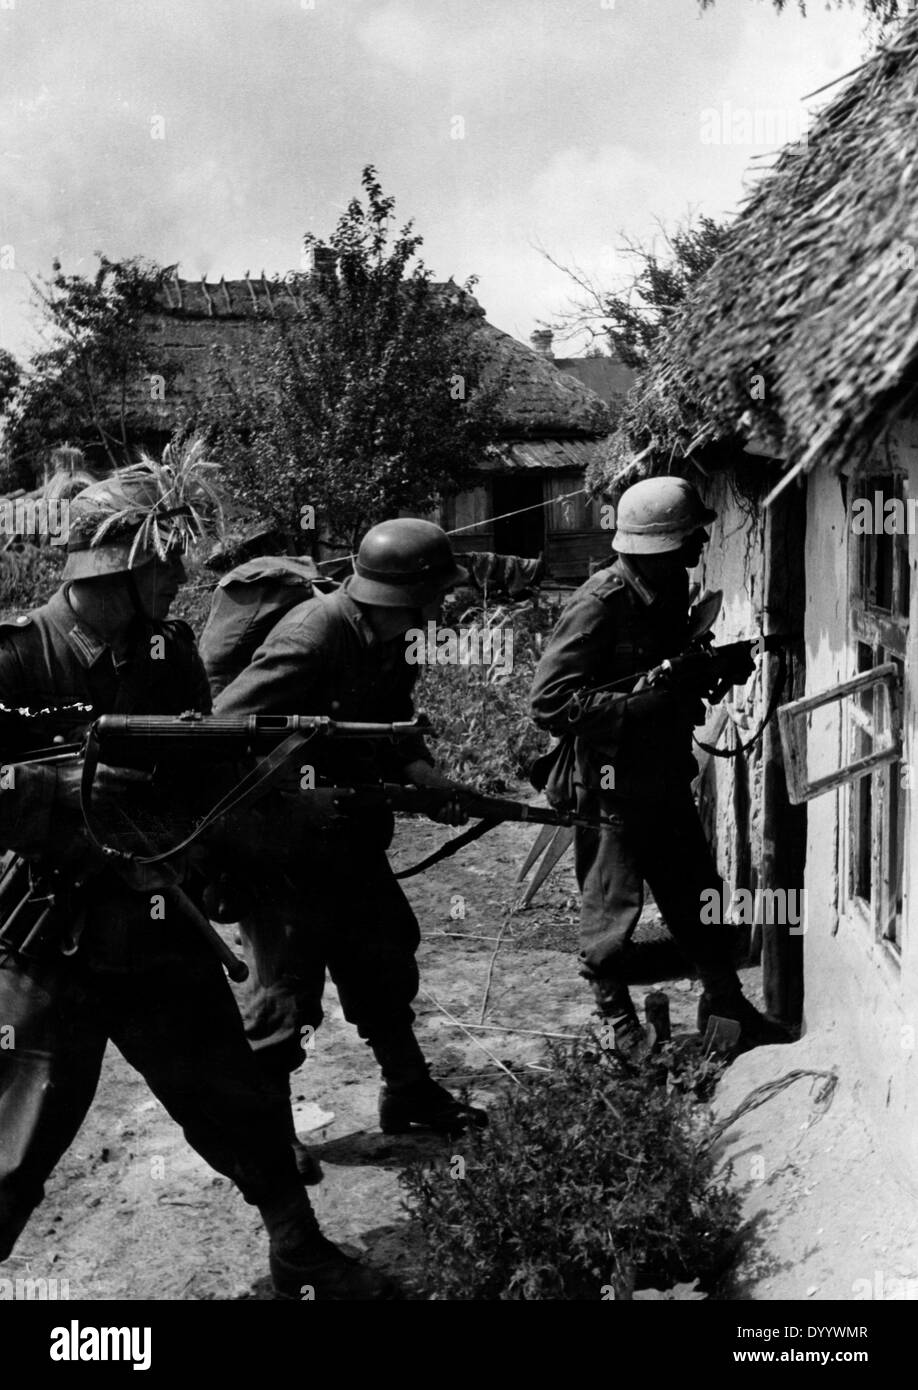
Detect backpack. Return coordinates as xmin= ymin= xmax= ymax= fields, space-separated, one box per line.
xmin=200 ymin=555 xmax=338 ymax=695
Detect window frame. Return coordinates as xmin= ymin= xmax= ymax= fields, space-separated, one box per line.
xmin=777 ymin=663 xmax=902 ymax=806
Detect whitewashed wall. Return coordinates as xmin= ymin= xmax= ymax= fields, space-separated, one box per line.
xmin=695 ymin=470 xmax=769 ymax=892
xmin=803 ymin=425 xmax=918 ymax=1186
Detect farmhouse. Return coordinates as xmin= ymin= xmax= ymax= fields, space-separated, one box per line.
xmin=124 ymin=274 xmax=627 ymax=581
xmin=613 ymin=15 xmax=918 ymax=1182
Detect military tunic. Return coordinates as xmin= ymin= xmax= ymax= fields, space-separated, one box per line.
xmin=0 ymin=587 xmax=301 ymax=1262
xmin=530 ymin=558 xmax=734 ymax=987
xmin=213 ymin=581 xmax=429 ymax=1076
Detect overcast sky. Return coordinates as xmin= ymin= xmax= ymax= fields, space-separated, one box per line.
xmin=0 ymin=0 xmax=869 ymax=363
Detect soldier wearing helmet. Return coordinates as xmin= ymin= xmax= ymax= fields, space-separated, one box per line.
xmin=0 ymin=445 xmax=391 ymax=1300
xmin=214 ymin=517 xmax=487 ymax=1155
xmin=530 ymin=475 xmax=790 ymax=1058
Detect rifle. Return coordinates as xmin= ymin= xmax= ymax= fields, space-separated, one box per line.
xmin=642 ymin=633 xmax=798 ymax=704
xmin=87 ymin=713 xmax=434 ymax=763
xmin=584 ymin=633 xmax=798 ymax=705
xmin=315 ymin=782 xmax=612 ymax=879
xmin=77 ymin=717 xmax=612 ymax=880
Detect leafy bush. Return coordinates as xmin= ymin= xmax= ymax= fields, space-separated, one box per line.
xmin=0 ymin=545 xmax=66 ymax=619
xmin=0 ymin=545 xmax=218 ymax=633
xmin=415 ymin=592 xmax=560 ymax=791
xmin=169 ymin=555 xmax=216 ymax=637
xmin=400 ymin=1036 xmax=741 ymax=1300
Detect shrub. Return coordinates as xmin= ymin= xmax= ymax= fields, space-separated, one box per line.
xmin=169 ymin=555 xmax=216 ymax=637
xmin=0 ymin=545 xmax=66 ymax=619
xmin=400 ymin=1036 xmax=741 ymax=1300
xmin=415 ymin=592 xmax=560 ymax=791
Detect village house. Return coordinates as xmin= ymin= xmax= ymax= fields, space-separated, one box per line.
xmin=609 ymin=16 xmax=918 ymax=1185
xmin=120 ymin=272 xmax=627 ymax=582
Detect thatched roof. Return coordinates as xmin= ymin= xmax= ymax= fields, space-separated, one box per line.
xmin=480 ymin=324 xmax=610 ymax=436
xmin=620 ymin=14 xmax=918 ymax=490
xmin=130 ymin=276 xmax=610 ymax=442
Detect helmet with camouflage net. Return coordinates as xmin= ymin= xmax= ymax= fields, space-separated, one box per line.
xmin=62 ymin=438 xmax=222 ymax=582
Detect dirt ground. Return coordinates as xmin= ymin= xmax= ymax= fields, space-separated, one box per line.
xmin=7 ymin=807 xmax=915 ymax=1301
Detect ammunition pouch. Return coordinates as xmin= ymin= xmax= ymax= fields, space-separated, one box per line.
xmin=529 ymin=736 xmax=578 ymax=813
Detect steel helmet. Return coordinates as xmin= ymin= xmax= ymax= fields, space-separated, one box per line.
xmin=62 ymin=438 xmax=222 ymax=581
xmin=613 ymin=476 xmax=716 ymax=555
xmin=348 ymin=518 xmax=468 ymax=608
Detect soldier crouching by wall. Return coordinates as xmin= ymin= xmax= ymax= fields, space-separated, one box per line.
xmin=0 ymin=456 xmax=392 ymax=1300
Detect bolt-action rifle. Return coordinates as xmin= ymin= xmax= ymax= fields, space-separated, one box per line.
xmin=566 ymin=631 xmax=800 ymax=761
xmin=80 ymin=714 xmax=614 ymax=880
xmin=581 ymin=632 xmax=799 ymax=706
xmin=640 ymin=633 xmax=798 ymax=704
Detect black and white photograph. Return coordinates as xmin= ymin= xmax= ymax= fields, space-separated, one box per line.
xmin=0 ymin=0 xmax=915 ymax=1357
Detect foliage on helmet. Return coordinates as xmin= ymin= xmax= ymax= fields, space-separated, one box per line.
xmin=76 ymin=436 xmax=223 ymax=565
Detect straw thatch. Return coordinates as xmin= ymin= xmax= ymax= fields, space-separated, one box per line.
xmin=129 ymin=276 xmax=611 ymax=442
xmin=613 ymin=12 xmax=918 ymax=490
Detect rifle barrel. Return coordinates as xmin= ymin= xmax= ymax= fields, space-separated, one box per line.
xmin=92 ymin=714 xmax=432 ymax=757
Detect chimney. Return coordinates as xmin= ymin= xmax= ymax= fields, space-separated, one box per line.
xmin=303 ymin=244 xmax=338 ymax=285
xmin=530 ymin=328 xmax=554 ymax=358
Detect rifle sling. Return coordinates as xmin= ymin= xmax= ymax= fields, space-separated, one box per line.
xmin=394 ymin=816 xmax=501 ymax=880
xmin=79 ymin=727 xmax=315 ymax=865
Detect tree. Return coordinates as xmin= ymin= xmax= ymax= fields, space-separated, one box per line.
xmin=215 ymin=167 xmax=505 ymax=551
xmin=0 ymin=350 xmax=19 ymax=416
xmin=3 ymin=255 xmax=179 ymax=484
xmin=699 ymin=0 xmax=910 ymax=20
xmin=544 ymin=216 xmax=731 ymax=372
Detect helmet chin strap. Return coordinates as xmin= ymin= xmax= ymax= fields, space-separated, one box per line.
xmin=122 ymin=570 xmax=152 ymax=629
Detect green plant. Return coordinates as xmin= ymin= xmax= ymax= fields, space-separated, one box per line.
xmin=414 ymin=593 xmax=557 ymax=790
xmin=400 ymin=1035 xmax=741 ymax=1300
xmin=4 ymin=254 xmax=179 ymax=484
xmin=0 ymin=546 xmax=66 ymax=618
xmin=215 ymin=166 xmax=505 ymax=550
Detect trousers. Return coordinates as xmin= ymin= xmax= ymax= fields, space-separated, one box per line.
xmin=0 ymin=932 xmax=300 ymax=1261
xmin=574 ymin=787 xmax=735 ymax=987
xmin=237 ymin=828 xmax=422 ymax=1077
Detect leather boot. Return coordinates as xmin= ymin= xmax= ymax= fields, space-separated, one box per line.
xmin=261 ymin=1192 xmax=397 ymax=1301
xmin=378 ymin=1078 xmax=488 ymax=1136
xmin=696 ymin=967 xmax=795 ymax=1051
xmin=368 ymin=1024 xmax=487 ymax=1136
xmin=590 ymin=977 xmax=650 ymax=1062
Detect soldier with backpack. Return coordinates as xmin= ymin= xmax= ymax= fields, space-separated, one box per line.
xmin=208 ymin=518 xmax=487 ymax=1178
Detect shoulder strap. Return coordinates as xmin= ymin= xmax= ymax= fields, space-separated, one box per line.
xmin=613 ymin=556 xmax=656 ymax=607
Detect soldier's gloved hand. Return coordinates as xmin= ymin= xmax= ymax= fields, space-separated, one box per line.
xmin=721 ymin=647 xmax=757 ymax=685
xmin=403 ymin=759 xmax=469 ymax=826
